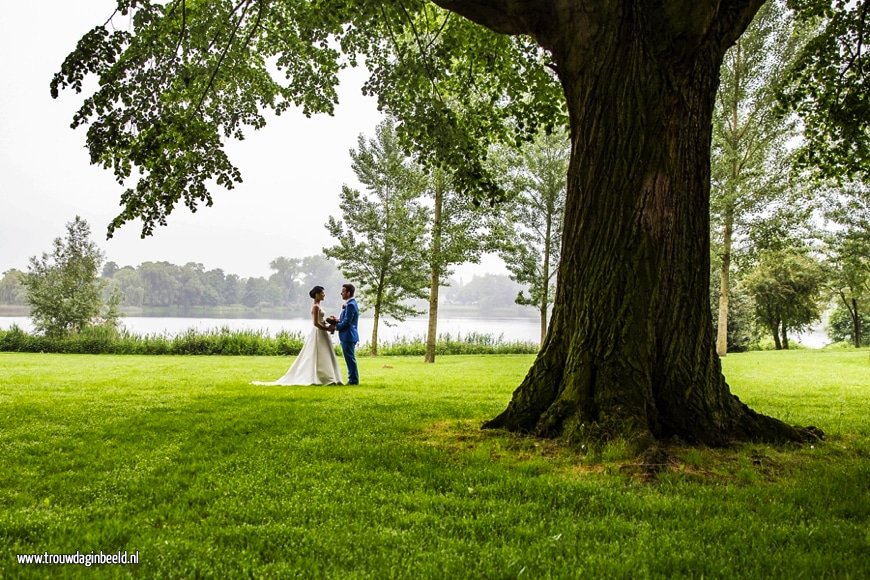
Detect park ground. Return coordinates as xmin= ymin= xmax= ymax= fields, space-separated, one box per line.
xmin=1 ymin=350 xmax=868 ymax=578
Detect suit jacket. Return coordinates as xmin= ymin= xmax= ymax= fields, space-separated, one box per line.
xmin=336 ymin=298 xmax=359 ymax=344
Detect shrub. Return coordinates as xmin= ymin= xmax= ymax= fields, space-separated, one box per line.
xmin=0 ymin=327 xmax=535 ymax=356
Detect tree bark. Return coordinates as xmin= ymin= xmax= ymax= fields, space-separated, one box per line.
xmin=781 ymin=320 xmax=789 ymax=350
xmin=478 ymin=1 xmax=813 ymax=446
xmin=425 ymin=175 xmax=445 ymax=363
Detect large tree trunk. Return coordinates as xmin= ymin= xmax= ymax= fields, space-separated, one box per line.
xmin=781 ymin=321 xmax=789 ymax=350
xmin=473 ymin=1 xmax=813 ymax=446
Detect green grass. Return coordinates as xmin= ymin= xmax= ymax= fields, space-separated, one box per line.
xmin=1 ymin=350 xmax=868 ymax=578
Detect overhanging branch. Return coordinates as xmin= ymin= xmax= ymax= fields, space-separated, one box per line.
xmin=428 ymin=0 xmax=540 ymax=35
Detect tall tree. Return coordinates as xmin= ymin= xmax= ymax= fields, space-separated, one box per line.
xmin=22 ymin=216 xmax=107 ymax=337
xmin=822 ymin=183 xmax=870 ymax=348
xmin=711 ymin=0 xmax=803 ymax=355
xmin=491 ymin=129 xmax=568 ymax=346
xmin=55 ymin=0 xmax=840 ymax=444
xmin=324 ymin=120 xmax=429 ymax=355
xmin=422 ymin=168 xmax=487 ymax=363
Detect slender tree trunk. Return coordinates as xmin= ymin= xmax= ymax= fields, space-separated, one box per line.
xmin=716 ymin=205 xmax=734 ymax=356
xmin=425 ymin=175 xmax=445 ymax=363
xmin=483 ymin=4 xmax=812 ymax=445
xmin=717 ymin=38 xmax=741 ymax=357
xmin=371 ymin=303 xmax=380 ymax=356
xmin=372 ymin=280 xmax=385 ymax=356
xmin=842 ymin=291 xmax=861 ymax=348
xmin=425 ymin=276 xmax=440 ymax=362
xmin=540 ymin=214 xmax=552 ymax=346
xmin=781 ymin=321 xmax=789 ymax=350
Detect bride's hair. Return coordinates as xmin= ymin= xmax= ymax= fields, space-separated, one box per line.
xmin=309 ymin=285 xmax=324 ymax=299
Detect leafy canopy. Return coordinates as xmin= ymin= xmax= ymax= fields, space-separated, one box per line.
xmin=51 ymin=0 xmax=564 ymax=238
xmin=780 ymin=0 xmax=870 ymax=182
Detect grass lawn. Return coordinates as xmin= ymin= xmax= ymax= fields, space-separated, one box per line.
xmin=1 ymin=350 xmax=868 ymax=578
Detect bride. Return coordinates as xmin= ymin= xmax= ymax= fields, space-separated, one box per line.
xmin=252 ymin=285 xmax=343 ymax=386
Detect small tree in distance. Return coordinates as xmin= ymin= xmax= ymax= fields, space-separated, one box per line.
xmin=324 ymin=120 xmax=430 ymax=355
xmin=745 ymin=249 xmax=825 ymax=349
xmin=22 ymin=216 xmax=110 ymax=337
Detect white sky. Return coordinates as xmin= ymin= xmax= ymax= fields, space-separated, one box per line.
xmin=0 ymin=0 xmax=505 ymax=281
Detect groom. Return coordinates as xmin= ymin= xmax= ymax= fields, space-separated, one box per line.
xmin=331 ymin=283 xmax=359 ymax=385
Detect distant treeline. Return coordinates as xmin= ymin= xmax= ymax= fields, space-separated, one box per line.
xmin=0 ymin=255 xmax=531 ymax=317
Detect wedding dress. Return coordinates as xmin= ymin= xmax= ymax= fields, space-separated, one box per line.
xmin=252 ymin=305 xmax=343 ymax=386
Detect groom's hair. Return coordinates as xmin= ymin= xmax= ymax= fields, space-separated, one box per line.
xmin=342 ymin=283 xmax=355 ymax=297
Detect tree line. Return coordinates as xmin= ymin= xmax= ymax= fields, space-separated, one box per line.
xmin=709 ymin=0 xmax=869 ymax=351
xmin=1 ymin=253 xmax=529 ymax=315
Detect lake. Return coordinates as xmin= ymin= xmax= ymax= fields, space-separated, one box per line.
xmin=0 ymin=315 xmax=831 ymax=347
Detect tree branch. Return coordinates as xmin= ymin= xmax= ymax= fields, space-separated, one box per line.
xmin=428 ymin=0 xmax=542 ymax=35
xmin=194 ymin=0 xmax=252 ymax=116
xmin=715 ymin=0 xmax=768 ymax=50
xmin=172 ymin=0 xmax=187 ymax=59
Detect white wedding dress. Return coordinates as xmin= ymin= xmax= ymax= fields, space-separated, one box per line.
xmin=252 ymin=305 xmax=343 ymax=386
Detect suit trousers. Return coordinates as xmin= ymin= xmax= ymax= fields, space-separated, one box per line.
xmin=341 ymin=340 xmax=358 ymax=384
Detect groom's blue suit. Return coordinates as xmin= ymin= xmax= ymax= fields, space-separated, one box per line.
xmin=335 ymin=297 xmax=359 ymax=384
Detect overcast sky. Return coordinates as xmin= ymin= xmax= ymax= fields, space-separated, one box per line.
xmin=0 ymin=1 xmax=505 ymax=281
